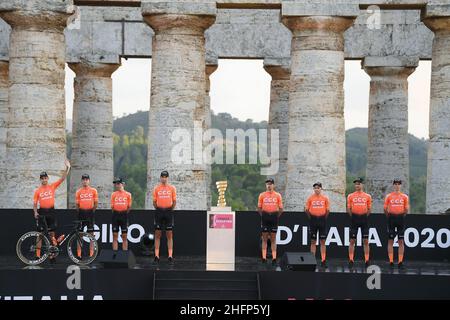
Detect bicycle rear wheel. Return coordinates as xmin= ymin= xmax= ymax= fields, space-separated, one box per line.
xmin=67 ymin=232 xmax=98 ymax=265
xmin=16 ymin=231 xmax=50 ymax=265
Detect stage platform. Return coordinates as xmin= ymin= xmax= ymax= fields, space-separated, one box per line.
xmin=1 ymin=255 xmax=449 ymax=300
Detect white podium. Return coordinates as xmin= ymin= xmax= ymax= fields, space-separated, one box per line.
xmin=206 ymin=206 xmax=235 ymax=271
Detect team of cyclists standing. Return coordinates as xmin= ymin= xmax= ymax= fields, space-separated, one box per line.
xmin=32 ymin=160 xmax=409 ymax=268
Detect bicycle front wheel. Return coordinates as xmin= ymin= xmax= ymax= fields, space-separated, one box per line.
xmin=16 ymin=231 xmax=50 ymax=265
xmin=67 ymin=232 xmax=98 ymax=265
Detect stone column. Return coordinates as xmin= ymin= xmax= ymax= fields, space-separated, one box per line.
xmin=423 ymin=11 xmax=450 ymax=214
xmin=68 ymin=61 xmax=120 ymax=209
xmin=142 ymin=2 xmax=216 ymax=210
xmin=282 ymin=12 xmax=357 ymax=212
xmin=204 ymin=62 xmax=218 ymax=210
xmin=0 ymin=61 xmax=8 ymax=208
xmin=263 ymin=63 xmax=290 ymax=198
xmin=363 ymin=56 xmax=418 ymax=213
xmin=0 ymin=3 xmax=74 ymax=209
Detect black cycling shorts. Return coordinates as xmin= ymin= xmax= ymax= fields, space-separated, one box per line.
xmin=261 ymin=212 xmax=279 ymax=233
xmin=154 ymin=208 xmax=174 ymax=231
xmin=112 ymin=211 xmax=128 ymax=234
xmin=309 ymin=215 xmax=327 ymax=240
xmin=37 ymin=208 xmax=57 ymax=232
xmin=78 ymin=209 xmax=95 ymax=232
xmin=350 ymin=214 xmax=369 ymax=239
xmin=388 ymin=214 xmax=406 ymax=240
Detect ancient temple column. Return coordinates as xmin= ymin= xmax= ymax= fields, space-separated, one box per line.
xmin=282 ymin=11 xmax=357 ymax=212
xmin=423 ymin=12 xmax=450 ymax=214
xmin=0 ymin=61 xmax=8 ymax=208
xmin=68 ymin=61 xmax=120 ymax=209
xmin=363 ymin=56 xmax=418 ymax=213
xmin=204 ymin=62 xmax=218 ymax=210
xmin=0 ymin=3 xmax=74 ymax=208
xmin=263 ymin=63 xmax=290 ymax=198
xmin=142 ymin=2 xmax=216 ymax=210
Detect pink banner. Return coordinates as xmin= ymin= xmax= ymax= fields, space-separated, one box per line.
xmin=209 ymin=214 xmax=233 ymax=229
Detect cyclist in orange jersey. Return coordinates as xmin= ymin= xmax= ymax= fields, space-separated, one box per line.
xmin=384 ymin=179 xmax=409 ymax=269
xmin=347 ymin=178 xmax=372 ymax=268
xmin=305 ymin=182 xmax=330 ymax=268
xmin=152 ymin=170 xmax=177 ymax=264
xmin=257 ymin=178 xmax=283 ymax=266
xmin=75 ymin=174 xmax=98 ymax=258
xmin=33 ymin=159 xmax=71 ymax=262
xmin=110 ymin=178 xmax=132 ymax=252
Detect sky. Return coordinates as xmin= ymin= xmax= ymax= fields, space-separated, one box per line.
xmin=64 ymin=58 xmax=431 ymax=139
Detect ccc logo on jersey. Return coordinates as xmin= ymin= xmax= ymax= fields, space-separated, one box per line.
xmin=39 ymin=191 xmax=53 ymax=198
xmin=80 ymin=193 xmax=94 ymax=199
xmin=312 ymin=200 xmax=326 ymax=206
xmin=390 ymin=198 xmax=405 ymax=205
xmin=263 ymin=197 xmax=278 ymax=203
xmin=352 ymin=197 xmax=368 ymax=203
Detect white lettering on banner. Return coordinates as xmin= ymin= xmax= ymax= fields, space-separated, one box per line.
xmin=368 ymin=229 xmax=382 ymax=247
xmin=326 ymin=228 xmax=343 ymax=246
xmin=75 ymin=222 xmax=450 ymax=249
xmin=275 ymin=225 xmax=450 ymax=249
xmin=277 ymin=226 xmax=292 ymax=245
xmin=404 ymin=228 xmax=420 ymax=247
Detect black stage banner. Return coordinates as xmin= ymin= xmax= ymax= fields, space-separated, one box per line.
xmin=1 ymin=269 xmax=449 ymax=300
xmin=1 ymin=209 xmax=449 ymax=260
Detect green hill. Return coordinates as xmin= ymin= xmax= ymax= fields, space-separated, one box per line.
xmin=69 ymin=111 xmax=427 ymax=212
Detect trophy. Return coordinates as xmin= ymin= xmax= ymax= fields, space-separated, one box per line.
xmin=215 ymin=180 xmax=228 ymax=207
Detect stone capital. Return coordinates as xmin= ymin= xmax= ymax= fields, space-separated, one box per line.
xmin=142 ymin=1 xmax=216 ymax=33
xmin=362 ymin=56 xmax=418 ymax=78
xmin=68 ymin=61 xmax=121 ymax=78
xmin=0 ymin=0 xmax=75 ymax=31
xmin=282 ymin=15 xmax=355 ymax=34
xmin=263 ymin=65 xmax=290 ymax=81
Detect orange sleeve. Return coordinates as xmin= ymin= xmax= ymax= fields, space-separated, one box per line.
xmin=128 ymin=192 xmax=133 ymax=208
xmin=326 ymin=196 xmax=330 ymax=211
xmin=347 ymin=194 xmax=352 ymax=210
xmin=404 ymin=195 xmax=409 ymax=211
xmin=258 ymin=194 xmax=263 ymax=208
xmin=152 ymin=187 xmax=157 ymax=202
xmin=367 ymin=194 xmax=372 ymax=210
xmin=278 ymin=193 xmax=283 ymax=209
xmin=94 ymin=189 xmax=98 ymax=202
xmin=52 ymin=177 xmax=64 ymax=190
xmin=110 ymin=193 xmax=114 ymax=209
xmin=384 ymin=195 xmax=390 ymax=210
xmin=172 ymin=186 xmax=177 ymax=201
xmin=75 ymin=190 xmax=80 ymax=205
xmin=33 ymin=189 xmax=39 ymax=206
xmin=305 ymin=196 xmax=311 ymax=211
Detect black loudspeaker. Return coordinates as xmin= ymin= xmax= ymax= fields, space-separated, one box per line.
xmin=280 ymin=252 xmax=317 ymax=271
xmin=98 ymin=250 xmax=136 ymax=269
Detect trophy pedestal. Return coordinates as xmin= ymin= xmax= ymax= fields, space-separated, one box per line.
xmin=206 ymin=206 xmax=235 ymax=271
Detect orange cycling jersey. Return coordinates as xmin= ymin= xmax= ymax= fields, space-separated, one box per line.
xmin=153 ymin=184 xmax=177 ymax=209
xmin=76 ymin=187 xmax=98 ymax=210
xmin=305 ymin=194 xmax=330 ymax=217
xmin=347 ymin=192 xmax=372 ymax=215
xmin=111 ymin=190 xmax=132 ymax=212
xmin=384 ymin=192 xmax=409 ymax=215
xmin=33 ymin=178 xmax=64 ymax=209
xmin=258 ymin=191 xmax=283 ymax=213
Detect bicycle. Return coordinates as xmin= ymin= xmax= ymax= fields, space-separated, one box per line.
xmin=16 ymin=217 xmax=99 ymax=266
